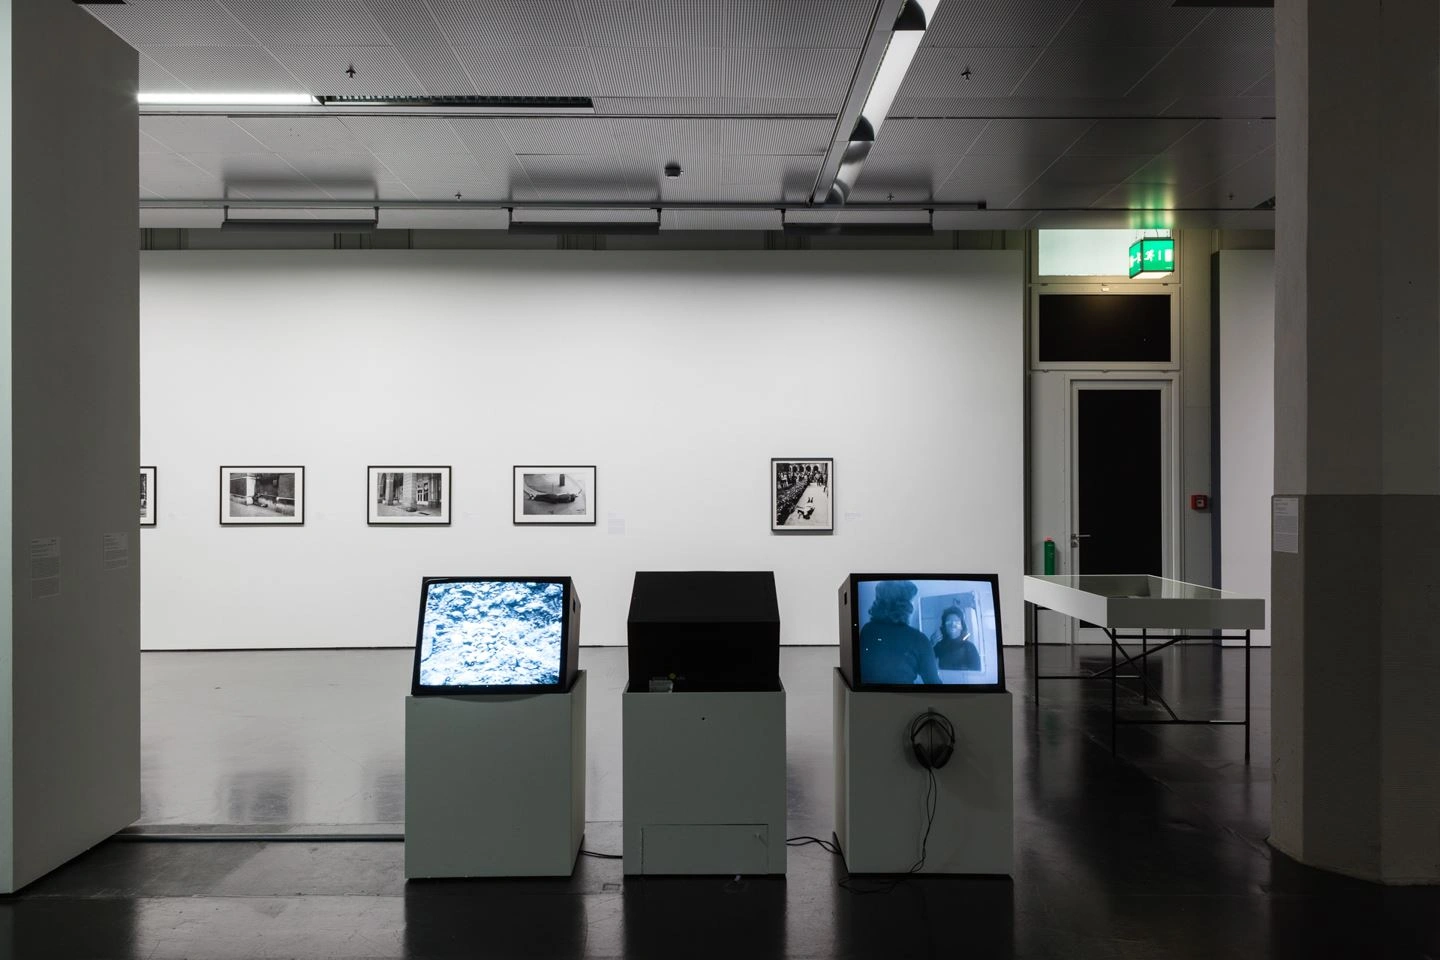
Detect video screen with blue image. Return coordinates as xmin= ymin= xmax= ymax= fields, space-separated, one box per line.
xmin=854 ymin=576 xmax=1002 ymax=689
xmin=414 ymin=578 xmax=567 ymax=691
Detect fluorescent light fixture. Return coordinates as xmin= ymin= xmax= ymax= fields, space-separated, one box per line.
xmin=828 ymin=0 xmax=937 ymax=203
xmin=137 ymin=92 xmax=319 ymax=106
xmin=854 ymin=23 xmax=924 ymax=142
xmin=222 ymin=207 xmax=378 ymax=232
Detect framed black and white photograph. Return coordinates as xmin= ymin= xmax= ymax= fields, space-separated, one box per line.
xmin=513 ymin=466 xmax=596 ymax=525
xmin=772 ymin=458 xmax=833 ymax=533
xmin=368 ymin=466 xmax=451 ymax=525
xmin=140 ymin=466 xmax=157 ymax=527
xmin=220 ymin=466 xmax=305 ymax=525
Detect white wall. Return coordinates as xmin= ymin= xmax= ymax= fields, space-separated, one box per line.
xmin=2 ymin=0 xmax=139 ymax=892
xmin=1218 ymin=250 xmax=1275 ymax=645
xmin=141 ymin=250 xmax=1025 ymax=650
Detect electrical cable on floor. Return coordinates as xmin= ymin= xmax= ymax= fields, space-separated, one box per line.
xmin=785 ymin=835 xmax=840 ymax=855
xmin=580 ymin=849 xmax=623 ymax=860
xmin=838 ymin=766 xmax=940 ymax=895
xmin=907 ymin=766 xmax=939 ymax=874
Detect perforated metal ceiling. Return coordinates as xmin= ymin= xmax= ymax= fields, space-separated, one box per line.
xmin=87 ymin=0 xmax=1277 ymax=228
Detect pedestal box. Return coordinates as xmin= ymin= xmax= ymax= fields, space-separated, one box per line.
xmin=622 ymin=684 xmax=786 ymax=875
xmin=834 ymin=669 xmax=1013 ymax=875
xmin=405 ymin=671 xmax=586 ymax=878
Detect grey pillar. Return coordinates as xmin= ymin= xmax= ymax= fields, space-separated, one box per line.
xmin=1271 ymin=0 xmax=1440 ymax=883
xmin=0 ymin=0 xmax=139 ymax=892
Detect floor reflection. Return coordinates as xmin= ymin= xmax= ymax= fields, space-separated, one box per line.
xmin=7 ymin=644 xmax=1435 ymax=959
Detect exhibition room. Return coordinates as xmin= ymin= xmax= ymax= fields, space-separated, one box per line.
xmin=1 ymin=0 xmax=1438 ymax=957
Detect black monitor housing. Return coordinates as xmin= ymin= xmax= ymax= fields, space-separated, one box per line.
xmin=411 ymin=575 xmax=580 ymax=695
xmin=839 ymin=573 xmax=1005 ymax=692
xmin=627 ymin=570 xmax=781 ymax=692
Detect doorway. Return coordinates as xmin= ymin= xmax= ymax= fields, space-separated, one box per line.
xmin=1069 ymin=380 xmax=1173 ymax=642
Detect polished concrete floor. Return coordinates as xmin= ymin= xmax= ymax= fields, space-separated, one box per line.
xmin=4 ymin=645 xmax=1438 ymax=959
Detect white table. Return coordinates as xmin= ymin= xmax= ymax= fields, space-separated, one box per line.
xmin=1023 ymin=575 xmax=1266 ymax=760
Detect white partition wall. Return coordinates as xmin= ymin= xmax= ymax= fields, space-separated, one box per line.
xmin=1218 ymin=251 xmax=1275 ymax=646
xmin=140 ymin=250 xmax=1024 ymax=650
xmin=1 ymin=0 xmax=139 ymax=892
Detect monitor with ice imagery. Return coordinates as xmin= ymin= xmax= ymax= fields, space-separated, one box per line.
xmin=411 ymin=576 xmax=580 ymax=695
xmin=838 ymin=574 xmax=1004 ymax=692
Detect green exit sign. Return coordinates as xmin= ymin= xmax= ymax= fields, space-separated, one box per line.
xmin=1128 ymin=237 xmax=1175 ymax=278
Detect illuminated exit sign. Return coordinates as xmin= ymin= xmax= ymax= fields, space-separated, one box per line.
xmin=1128 ymin=237 xmax=1175 ymax=278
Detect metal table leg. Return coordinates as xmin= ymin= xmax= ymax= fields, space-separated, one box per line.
xmin=1244 ymin=628 xmax=1252 ymax=764
xmin=1109 ymin=627 xmax=1118 ymax=755
xmin=1141 ymin=626 xmax=1149 ymax=705
xmin=1030 ymin=601 xmax=1040 ymax=712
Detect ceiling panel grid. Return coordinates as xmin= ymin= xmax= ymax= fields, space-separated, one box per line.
xmin=425 ymin=0 xmax=589 ymax=46
xmin=921 ymin=0 xmax=1081 ymax=49
xmin=579 ymin=0 xmax=725 ymax=47
xmin=87 ymin=0 xmax=1277 ymax=224
xmin=219 ymin=0 xmax=392 ymax=46
xmin=363 ymin=2 xmax=479 ymax=96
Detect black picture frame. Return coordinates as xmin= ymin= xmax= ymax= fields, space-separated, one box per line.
xmin=513 ymin=465 xmax=597 ymax=525
xmin=367 ymin=466 xmax=452 ymax=526
xmin=219 ymin=466 xmax=306 ymax=525
xmin=771 ymin=457 xmax=834 ymax=533
xmin=140 ymin=466 xmax=157 ymax=527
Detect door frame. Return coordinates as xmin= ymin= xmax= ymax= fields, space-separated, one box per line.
xmin=1066 ymin=374 xmax=1180 ymax=643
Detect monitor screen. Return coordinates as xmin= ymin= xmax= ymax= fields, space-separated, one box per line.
xmin=851 ymin=576 xmax=1003 ymax=690
xmin=413 ymin=578 xmax=570 ymax=692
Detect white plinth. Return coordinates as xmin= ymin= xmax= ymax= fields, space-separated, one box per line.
xmin=405 ymin=671 xmax=586 ymax=879
xmin=834 ymin=669 xmax=1013 ymax=875
xmin=622 ymin=684 xmax=786 ymax=876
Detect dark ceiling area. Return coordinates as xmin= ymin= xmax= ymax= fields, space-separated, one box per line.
xmin=83 ymin=0 xmax=1276 ymax=230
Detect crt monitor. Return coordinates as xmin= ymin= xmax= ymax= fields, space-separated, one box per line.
xmin=411 ymin=576 xmax=580 ymax=695
xmin=839 ymin=574 xmax=1004 ymax=692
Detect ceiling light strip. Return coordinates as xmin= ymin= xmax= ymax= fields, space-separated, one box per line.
xmin=137 ymin=93 xmax=319 ymax=106
xmin=824 ymin=0 xmax=936 ymax=204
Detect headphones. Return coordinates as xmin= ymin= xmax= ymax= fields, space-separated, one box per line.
xmin=908 ymin=710 xmax=956 ymax=770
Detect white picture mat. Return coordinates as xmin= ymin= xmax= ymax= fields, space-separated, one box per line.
xmin=140 ymin=250 xmax=1023 ymax=649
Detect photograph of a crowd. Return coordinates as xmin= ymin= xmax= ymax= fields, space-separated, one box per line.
xmin=771 ymin=458 xmax=833 ymax=532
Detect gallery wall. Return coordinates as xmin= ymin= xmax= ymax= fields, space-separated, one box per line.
xmin=2 ymin=0 xmax=139 ymax=892
xmin=1218 ymin=250 xmax=1275 ymax=645
xmin=140 ymin=250 xmax=1024 ymax=650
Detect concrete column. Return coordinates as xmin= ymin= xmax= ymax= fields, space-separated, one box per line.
xmin=243 ymin=474 xmax=257 ymax=505
xmin=1271 ymin=0 xmax=1440 ymax=883
xmin=401 ymin=473 xmax=416 ymax=512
